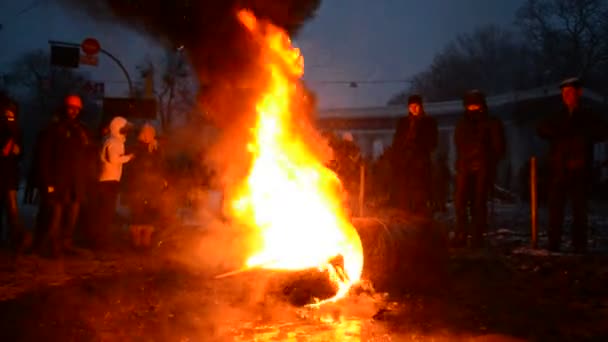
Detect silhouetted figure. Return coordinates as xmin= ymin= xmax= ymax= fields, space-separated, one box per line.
xmin=537 ymin=77 xmax=608 ymax=253
xmin=453 ymin=90 xmax=505 ymax=248
xmin=29 ymin=118 xmax=57 ymax=254
xmin=327 ymin=131 xmax=362 ymax=214
xmin=36 ymin=95 xmax=91 ymax=257
xmin=391 ymin=95 xmax=438 ymax=217
xmin=124 ymin=123 xmax=165 ymax=248
xmin=0 ymin=95 xmax=28 ymax=253
xmin=334 ymin=132 xmax=361 ymax=191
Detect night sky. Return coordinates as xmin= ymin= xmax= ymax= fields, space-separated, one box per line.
xmin=0 ymin=0 xmax=525 ymax=109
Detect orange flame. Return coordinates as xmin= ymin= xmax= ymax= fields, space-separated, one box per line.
xmin=229 ymin=10 xmax=363 ymax=304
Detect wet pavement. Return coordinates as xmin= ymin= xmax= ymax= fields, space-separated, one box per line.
xmin=0 ymin=203 xmax=607 ymax=341
xmin=0 ymin=244 xmax=606 ymax=341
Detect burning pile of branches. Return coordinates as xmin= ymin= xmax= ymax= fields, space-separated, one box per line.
xmin=215 ymin=9 xmax=363 ymax=306
xmin=61 ymin=0 xmax=448 ymax=309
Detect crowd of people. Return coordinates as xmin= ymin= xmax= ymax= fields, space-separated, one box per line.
xmin=0 ymin=93 xmax=169 ymax=258
xmin=329 ymin=77 xmax=608 ymax=253
xmin=1 ymin=76 xmax=607 ymax=257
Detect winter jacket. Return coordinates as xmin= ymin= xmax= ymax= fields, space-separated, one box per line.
xmin=391 ymin=113 xmax=438 ymax=174
xmin=537 ymin=104 xmax=608 ymax=180
xmin=99 ymin=116 xmax=132 ymax=182
xmin=37 ymin=115 xmax=91 ymax=201
xmin=454 ymin=110 xmax=505 ymax=173
xmin=125 ymin=141 xmax=165 ymax=198
xmin=0 ymin=114 xmax=23 ymax=191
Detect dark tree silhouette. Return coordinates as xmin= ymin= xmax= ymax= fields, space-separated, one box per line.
xmin=388 ymin=25 xmax=532 ymax=103
xmin=389 ymin=0 xmax=608 ymax=104
xmin=135 ymin=49 xmax=198 ymax=131
xmin=516 ymin=0 xmax=608 ymax=89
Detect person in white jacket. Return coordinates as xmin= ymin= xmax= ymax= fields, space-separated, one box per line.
xmin=100 ymin=116 xmax=134 ymax=181
xmin=93 ymin=116 xmax=134 ymax=249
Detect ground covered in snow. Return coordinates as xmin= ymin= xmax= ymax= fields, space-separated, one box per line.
xmin=0 ymin=203 xmax=607 ymax=341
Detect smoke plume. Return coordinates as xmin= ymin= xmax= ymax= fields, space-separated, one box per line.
xmin=58 ymin=0 xmax=322 ymax=191
xmin=57 ymin=0 xmax=321 ymax=122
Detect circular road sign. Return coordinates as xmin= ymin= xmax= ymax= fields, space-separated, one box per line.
xmin=81 ymin=38 xmax=101 ymax=55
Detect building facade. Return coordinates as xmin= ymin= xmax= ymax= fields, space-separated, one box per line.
xmin=317 ymin=86 xmax=608 ymax=196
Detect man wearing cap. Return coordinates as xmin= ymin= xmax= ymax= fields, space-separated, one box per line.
xmin=36 ymin=94 xmax=91 ymax=257
xmin=537 ymin=77 xmax=608 ymax=253
xmin=453 ymin=90 xmax=505 ymax=248
xmin=391 ymin=94 xmax=438 ymax=217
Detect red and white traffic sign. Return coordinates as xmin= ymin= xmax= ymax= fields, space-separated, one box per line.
xmin=81 ymin=38 xmax=101 ymax=55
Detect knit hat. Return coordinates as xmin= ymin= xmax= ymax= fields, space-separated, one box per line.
xmin=408 ymin=94 xmax=423 ymax=105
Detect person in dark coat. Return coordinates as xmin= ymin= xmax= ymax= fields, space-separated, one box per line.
xmin=29 ymin=122 xmax=55 ymax=253
xmin=453 ymin=90 xmax=505 ymax=248
xmin=390 ymin=94 xmax=438 ymax=217
xmin=36 ymin=94 xmax=91 ymax=257
xmin=0 ymin=95 xmax=28 ymax=252
xmin=537 ymin=77 xmax=608 ymax=253
xmin=124 ymin=123 xmax=165 ymax=248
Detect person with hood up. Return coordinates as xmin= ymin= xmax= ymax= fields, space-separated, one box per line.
xmin=0 ymin=94 xmax=28 ymax=253
xmin=124 ymin=123 xmax=165 ymax=248
xmin=36 ymin=94 xmax=91 ymax=257
xmin=453 ymin=90 xmax=505 ymax=248
xmin=390 ymin=94 xmax=438 ymax=217
xmin=93 ymin=116 xmax=134 ymax=249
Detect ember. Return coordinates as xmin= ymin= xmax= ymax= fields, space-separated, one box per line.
xmin=226 ymin=9 xmax=364 ymax=305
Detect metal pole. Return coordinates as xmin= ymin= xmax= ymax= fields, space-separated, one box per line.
xmin=530 ymin=156 xmax=538 ymax=249
xmin=359 ymin=163 xmax=365 ymax=217
xmin=48 ymin=40 xmax=134 ymax=96
xmin=99 ymin=47 xmax=133 ymax=97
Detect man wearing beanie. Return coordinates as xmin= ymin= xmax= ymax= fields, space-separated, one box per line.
xmin=390 ymin=94 xmax=438 ymax=217
xmin=453 ymin=90 xmax=505 ymax=248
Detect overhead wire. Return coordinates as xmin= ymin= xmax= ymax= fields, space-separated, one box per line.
xmin=0 ymin=0 xmax=48 ymax=31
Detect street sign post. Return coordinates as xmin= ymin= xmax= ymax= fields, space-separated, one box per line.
xmin=49 ymin=39 xmax=133 ymax=96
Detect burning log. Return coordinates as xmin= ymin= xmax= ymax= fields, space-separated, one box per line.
xmin=218 ymin=256 xmax=346 ymax=307
xmin=217 ymin=217 xmax=448 ymax=306
xmin=272 ymin=217 xmax=447 ymax=304
xmin=267 ymin=262 xmax=341 ymax=307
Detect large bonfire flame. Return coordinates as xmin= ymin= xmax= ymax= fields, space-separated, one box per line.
xmin=228 ymin=9 xmax=363 ymax=304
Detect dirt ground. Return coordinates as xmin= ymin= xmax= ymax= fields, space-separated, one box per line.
xmin=0 ymin=222 xmax=607 ymax=342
